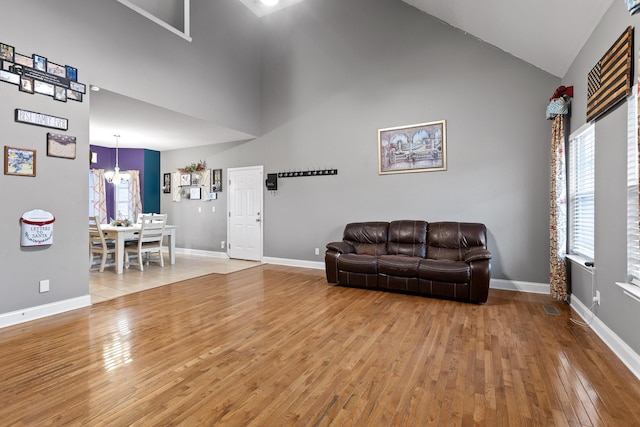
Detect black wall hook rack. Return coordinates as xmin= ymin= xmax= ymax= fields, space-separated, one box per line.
xmin=277 ymin=169 xmax=338 ymax=178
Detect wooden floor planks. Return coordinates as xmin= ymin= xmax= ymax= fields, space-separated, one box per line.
xmin=0 ymin=264 xmax=639 ymax=426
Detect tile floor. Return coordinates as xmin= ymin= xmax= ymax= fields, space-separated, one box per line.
xmin=89 ymin=254 xmax=261 ymax=304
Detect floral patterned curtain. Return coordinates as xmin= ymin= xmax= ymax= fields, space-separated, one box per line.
xmin=126 ymin=170 xmax=143 ymax=220
xmin=91 ymin=169 xmax=107 ymax=224
xmin=550 ymin=114 xmax=568 ymax=301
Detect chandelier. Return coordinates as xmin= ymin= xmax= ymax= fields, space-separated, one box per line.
xmin=104 ymin=134 xmax=130 ymax=185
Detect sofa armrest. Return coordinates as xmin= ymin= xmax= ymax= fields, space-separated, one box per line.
xmin=326 ymin=241 xmax=355 ymax=254
xmin=464 ymin=248 xmax=492 ymax=263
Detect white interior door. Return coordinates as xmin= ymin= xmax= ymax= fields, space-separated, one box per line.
xmin=227 ymin=166 xmax=263 ymax=261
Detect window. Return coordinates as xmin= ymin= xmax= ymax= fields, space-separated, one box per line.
xmin=627 ymin=90 xmax=640 ymax=284
xmin=115 ymin=181 xmax=131 ymax=220
xmin=89 ymin=172 xmax=95 ymax=217
xmin=568 ymin=123 xmax=595 ymax=260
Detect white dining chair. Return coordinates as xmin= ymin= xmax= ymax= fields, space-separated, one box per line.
xmin=125 ymin=213 xmax=167 ymax=271
xmin=89 ymin=216 xmax=116 ymax=272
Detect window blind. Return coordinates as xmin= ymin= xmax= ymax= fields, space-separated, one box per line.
xmin=568 ymin=123 xmax=595 ymax=260
xmin=627 ymin=90 xmax=640 ymax=282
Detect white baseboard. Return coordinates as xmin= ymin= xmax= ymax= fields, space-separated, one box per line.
xmin=490 ymin=278 xmax=550 ymax=294
xmin=174 ymin=247 xmax=229 ymax=259
xmin=263 ymin=257 xmax=325 ymax=270
xmin=0 ymin=295 xmax=91 ymax=329
xmin=570 ymin=296 xmax=640 ymax=381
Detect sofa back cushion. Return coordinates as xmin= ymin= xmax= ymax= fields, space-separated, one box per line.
xmin=427 ymin=222 xmax=487 ymax=261
xmin=343 ymin=222 xmax=389 ymax=256
xmin=387 ymin=220 xmax=428 ymax=257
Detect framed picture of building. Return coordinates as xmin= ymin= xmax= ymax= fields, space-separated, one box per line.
xmin=378 ymin=120 xmax=447 ymax=175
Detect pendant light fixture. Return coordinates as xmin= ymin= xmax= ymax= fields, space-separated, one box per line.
xmin=104 ymin=134 xmax=130 ymax=185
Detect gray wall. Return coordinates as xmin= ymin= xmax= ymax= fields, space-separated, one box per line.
xmin=563 ymin=3 xmax=640 ymax=355
xmin=162 ymin=0 xmax=559 ymax=284
xmin=0 ymin=0 xmax=261 ymax=314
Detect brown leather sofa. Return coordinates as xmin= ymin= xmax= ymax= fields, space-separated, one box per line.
xmin=325 ymin=220 xmax=492 ymax=303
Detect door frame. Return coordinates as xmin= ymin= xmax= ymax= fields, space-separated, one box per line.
xmin=226 ymin=165 xmax=264 ymax=261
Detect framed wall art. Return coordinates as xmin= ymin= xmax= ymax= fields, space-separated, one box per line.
xmin=4 ymin=146 xmax=36 ymax=177
xmin=189 ymin=187 xmax=201 ymax=200
xmin=46 ymin=133 xmax=76 ymax=159
xmin=0 ymin=43 xmax=14 ymax=62
xmin=32 ymin=54 xmax=46 ymax=72
xmin=19 ymin=76 xmax=34 ymax=94
xmin=163 ymin=173 xmax=171 ymax=193
xmin=211 ymin=168 xmax=222 ymax=192
xmin=378 ymin=120 xmax=447 ymax=175
xmin=180 ymin=173 xmax=191 ymax=186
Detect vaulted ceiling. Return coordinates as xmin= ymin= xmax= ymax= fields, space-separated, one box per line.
xmin=92 ymin=0 xmax=616 ymax=150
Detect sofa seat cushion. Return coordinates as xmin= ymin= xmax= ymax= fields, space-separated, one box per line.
xmin=378 ymin=255 xmax=420 ymax=277
xmin=418 ymin=259 xmax=470 ymax=283
xmin=337 ymin=254 xmax=378 ymax=274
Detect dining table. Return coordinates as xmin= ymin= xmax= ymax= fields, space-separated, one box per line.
xmin=99 ymin=224 xmax=177 ymax=274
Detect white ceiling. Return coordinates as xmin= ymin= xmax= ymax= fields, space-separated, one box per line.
xmin=91 ymin=0 xmax=616 ymax=151
xmin=401 ymin=0 xmax=615 ymax=78
xmin=90 ymin=89 xmax=253 ymax=150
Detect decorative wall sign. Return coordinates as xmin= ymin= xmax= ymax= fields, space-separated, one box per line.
xmin=0 ymin=41 xmax=85 ymax=103
xmin=4 ymin=146 xmax=36 ymax=177
xmin=15 ymin=109 xmax=68 ymax=131
xmin=378 ymin=120 xmax=447 ymax=174
xmin=46 ymin=133 xmax=76 ymax=159
xmin=587 ymin=26 xmax=634 ymax=122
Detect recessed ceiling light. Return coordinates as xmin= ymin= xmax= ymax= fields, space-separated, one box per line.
xmin=260 ymin=0 xmax=279 ymax=6
xmin=90 ymin=85 xmax=100 ymax=92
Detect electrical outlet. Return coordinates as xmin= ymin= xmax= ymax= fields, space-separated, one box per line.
xmin=198 ymin=207 xmax=202 ymax=213
xmin=594 ymin=290 xmax=601 ymax=305
xmin=315 ymin=248 xmax=320 ymax=255
xmin=212 ymin=206 xmax=215 ymax=213
xmin=221 ymin=241 xmax=225 ymax=249
xmin=39 ymin=279 xmax=49 ymax=293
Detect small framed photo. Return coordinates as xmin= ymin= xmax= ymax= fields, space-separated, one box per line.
xmin=34 ymin=80 xmax=55 ymax=97
xmin=1 ymin=60 xmax=12 ymax=72
xmin=0 ymin=70 xmax=20 ymax=85
xmin=19 ymin=76 xmax=34 ymax=93
xmin=69 ymin=81 xmax=85 ymax=93
xmin=54 ymin=86 xmax=67 ymax=102
xmin=67 ymin=89 xmax=82 ymax=102
xmin=189 ymin=187 xmax=201 ymax=200
xmin=180 ymin=173 xmax=191 ymax=186
xmin=46 ymin=61 xmax=65 ymax=78
xmin=32 ymin=54 xmax=46 ymax=72
xmin=47 ymin=133 xmax=76 ymax=159
xmin=0 ymin=43 xmax=14 ymax=62
xmin=14 ymin=53 xmax=33 ymax=68
xmin=65 ymin=65 xmax=77 ymax=81
xmin=4 ymin=146 xmax=36 ymax=177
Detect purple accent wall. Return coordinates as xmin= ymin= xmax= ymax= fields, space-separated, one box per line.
xmin=90 ymin=145 xmax=147 ymax=219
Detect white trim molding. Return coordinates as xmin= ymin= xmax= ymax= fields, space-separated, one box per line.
xmin=571 ymin=295 xmax=640 ymax=381
xmin=263 ymin=257 xmax=324 ymax=270
xmin=0 ymin=296 xmax=91 ymax=329
xmin=173 ymin=247 xmax=229 ymax=259
xmin=490 ymin=278 xmax=550 ymax=294
xmin=117 ymin=0 xmax=192 ymax=42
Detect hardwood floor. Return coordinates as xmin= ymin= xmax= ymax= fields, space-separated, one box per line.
xmin=2 ymin=265 xmax=640 ymax=426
